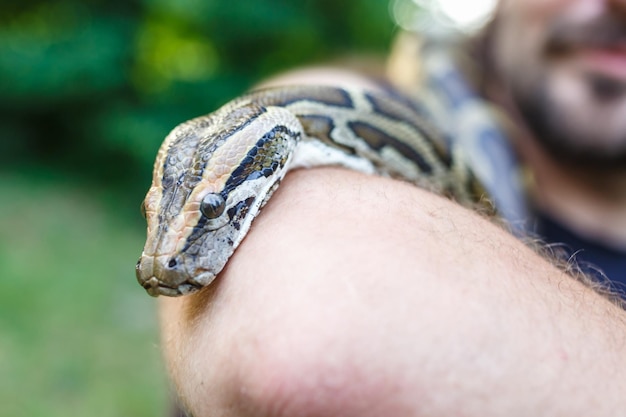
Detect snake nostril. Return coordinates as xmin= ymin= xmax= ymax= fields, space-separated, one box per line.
xmin=167 ymin=258 xmax=178 ymax=269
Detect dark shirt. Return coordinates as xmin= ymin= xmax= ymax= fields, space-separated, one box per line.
xmin=534 ymin=210 xmax=626 ymax=297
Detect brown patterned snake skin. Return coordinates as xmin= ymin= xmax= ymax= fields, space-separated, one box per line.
xmin=135 ymin=85 xmax=491 ymax=296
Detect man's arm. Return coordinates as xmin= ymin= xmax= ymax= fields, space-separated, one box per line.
xmin=159 ymin=167 xmax=626 ymax=417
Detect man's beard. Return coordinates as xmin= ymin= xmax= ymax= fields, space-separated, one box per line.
xmin=509 ymin=12 xmax=626 ymax=170
xmin=513 ymin=79 xmax=626 ymax=170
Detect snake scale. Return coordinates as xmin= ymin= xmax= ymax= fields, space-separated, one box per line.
xmin=135 ymin=84 xmax=491 ymax=296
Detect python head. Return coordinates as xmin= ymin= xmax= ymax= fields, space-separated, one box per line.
xmin=136 ymin=100 xmax=300 ymax=296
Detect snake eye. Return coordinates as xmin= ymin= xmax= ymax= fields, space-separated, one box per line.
xmin=200 ymin=193 xmax=226 ymax=219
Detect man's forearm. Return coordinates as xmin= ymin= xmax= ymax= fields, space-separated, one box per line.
xmin=159 ymin=168 xmax=626 ymax=417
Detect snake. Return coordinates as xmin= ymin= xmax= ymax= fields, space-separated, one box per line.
xmin=135 ymin=84 xmax=492 ymax=297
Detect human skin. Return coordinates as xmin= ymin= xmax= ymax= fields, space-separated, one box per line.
xmin=159 ymin=169 xmax=626 ymax=417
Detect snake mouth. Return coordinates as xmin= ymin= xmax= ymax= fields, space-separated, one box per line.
xmin=141 ymin=276 xmax=202 ymax=297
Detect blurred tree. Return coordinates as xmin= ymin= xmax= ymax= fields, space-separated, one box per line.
xmin=0 ymin=0 xmax=395 ymax=205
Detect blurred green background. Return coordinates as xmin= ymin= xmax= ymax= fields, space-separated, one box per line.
xmin=0 ymin=1 xmax=396 ymax=416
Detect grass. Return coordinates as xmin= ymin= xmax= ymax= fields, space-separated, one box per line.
xmin=0 ymin=170 xmax=169 ymax=417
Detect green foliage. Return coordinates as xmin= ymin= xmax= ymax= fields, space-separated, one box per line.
xmin=1 ymin=0 xmax=396 ymax=202
xmin=0 ymin=172 xmax=168 ymax=417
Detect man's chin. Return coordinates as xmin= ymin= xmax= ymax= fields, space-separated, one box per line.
xmin=514 ymin=83 xmax=626 ymax=170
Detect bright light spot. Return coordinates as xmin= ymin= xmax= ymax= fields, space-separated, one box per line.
xmin=436 ymin=0 xmax=497 ymax=29
xmin=391 ymin=0 xmax=497 ymax=32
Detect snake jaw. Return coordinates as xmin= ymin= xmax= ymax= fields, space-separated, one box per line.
xmin=138 ymin=274 xmax=205 ymax=297
xmin=192 ymin=271 xmax=217 ymax=287
xmin=136 ymin=252 xmax=209 ymax=297
xmin=141 ymin=277 xmax=170 ymax=297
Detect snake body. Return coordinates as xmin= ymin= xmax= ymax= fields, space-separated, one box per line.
xmin=136 ymin=85 xmax=490 ymax=296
